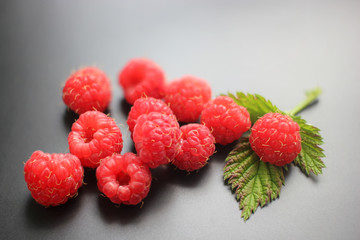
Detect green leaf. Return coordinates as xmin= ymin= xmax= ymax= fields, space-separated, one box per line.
xmin=224 ymin=137 xmax=284 ymax=221
xmin=224 ymin=89 xmax=325 ymax=220
xmin=292 ymin=116 xmax=326 ymax=175
xmin=228 ymin=92 xmax=281 ymax=124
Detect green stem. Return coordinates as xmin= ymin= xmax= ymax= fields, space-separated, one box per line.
xmin=288 ymin=87 xmax=322 ymax=116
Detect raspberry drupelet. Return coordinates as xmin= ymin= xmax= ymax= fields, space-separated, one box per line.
xmin=249 ymin=112 xmax=301 ymax=166
xmin=24 ymin=151 xmax=84 ymax=207
xmin=127 ymin=97 xmax=174 ymax=134
xmin=62 ymin=66 xmax=112 ymax=114
xmin=173 ymin=124 xmax=215 ymax=171
xmin=200 ymin=96 xmax=251 ymax=145
xmin=133 ymin=112 xmax=181 ymax=168
xmin=68 ymin=111 xmax=123 ymax=168
xmin=164 ymin=76 xmax=212 ymax=122
xmin=96 ymin=153 xmax=152 ymax=205
xmin=118 ymin=58 xmax=166 ymax=105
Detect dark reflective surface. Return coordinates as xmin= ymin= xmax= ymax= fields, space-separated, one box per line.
xmin=1 ymin=1 xmax=360 ymax=240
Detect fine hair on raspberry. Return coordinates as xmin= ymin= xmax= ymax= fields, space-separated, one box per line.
xmin=173 ymin=124 xmax=215 ymax=171
xmin=24 ymin=151 xmax=84 ymax=207
xmin=164 ymin=75 xmax=212 ymax=122
xmin=127 ymin=97 xmax=174 ymax=134
xmin=249 ymin=112 xmax=301 ymax=166
xmin=68 ymin=111 xmax=123 ymax=168
xmin=96 ymin=153 xmax=152 ymax=205
xmin=200 ymin=96 xmax=251 ymax=145
xmin=118 ymin=58 xmax=166 ymax=105
xmin=62 ymin=66 xmax=112 ymax=114
xmin=133 ymin=111 xmax=181 ymax=168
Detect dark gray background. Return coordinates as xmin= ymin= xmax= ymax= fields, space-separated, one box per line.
xmin=1 ymin=0 xmax=359 ymax=239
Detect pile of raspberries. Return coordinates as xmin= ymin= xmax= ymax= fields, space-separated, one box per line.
xmin=24 ymin=58 xmax=301 ymax=207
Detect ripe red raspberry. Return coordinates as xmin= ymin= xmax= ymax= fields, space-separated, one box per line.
xmin=127 ymin=97 xmax=173 ymax=134
xmin=173 ymin=124 xmax=215 ymax=171
xmin=68 ymin=111 xmax=123 ymax=168
xmin=164 ymin=76 xmax=212 ymax=122
xmin=249 ymin=112 xmax=301 ymax=166
xmin=118 ymin=58 xmax=166 ymax=105
xmin=133 ymin=112 xmax=181 ymax=168
xmin=200 ymin=96 xmax=251 ymax=145
xmin=96 ymin=153 xmax=152 ymax=205
xmin=62 ymin=66 xmax=111 ymax=114
xmin=24 ymin=151 xmax=84 ymax=207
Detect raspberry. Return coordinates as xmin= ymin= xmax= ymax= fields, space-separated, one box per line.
xmin=164 ymin=76 xmax=212 ymax=122
xmin=200 ymin=96 xmax=251 ymax=145
xmin=118 ymin=58 xmax=166 ymax=105
xmin=173 ymin=124 xmax=215 ymax=171
xmin=249 ymin=112 xmax=301 ymax=166
xmin=133 ymin=112 xmax=181 ymax=168
xmin=62 ymin=66 xmax=112 ymax=114
xmin=96 ymin=153 xmax=151 ymax=205
xmin=127 ymin=97 xmax=173 ymax=134
xmin=24 ymin=151 xmax=84 ymax=207
xmin=68 ymin=111 xmax=123 ymax=168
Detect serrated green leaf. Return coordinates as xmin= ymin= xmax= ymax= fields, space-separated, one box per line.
xmin=224 ymin=138 xmax=284 ymax=221
xmin=292 ymin=116 xmax=326 ymax=175
xmin=228 ymin=92 xmax=281 ymax=124
xmin=224 ymin=89 xmax=325 ymax=221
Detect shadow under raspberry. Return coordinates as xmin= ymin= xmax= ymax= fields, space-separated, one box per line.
xmin=24 ymin=193 xmax=81 ymax=229
xmin=24 ymin=167 xmax=101 ymax=229
xmin=158 ymin=164 xmax=211 ymax=188
xmin=212 ymin=141 xmax=239 ymax=163
xmin=62 ymin=108 xmax=78 ymax=132
xmin=97 ymin=195 xmax=146 ymax=225
xmin=96 ymin=166 xmax=171 ymax=224
xmin=96 ymin=163 xmax=211 ymax=224
xmin=79 ymin=168 xmax=100 ymax=194
xmin=119 ymin=98 xmax=132 ymax=117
